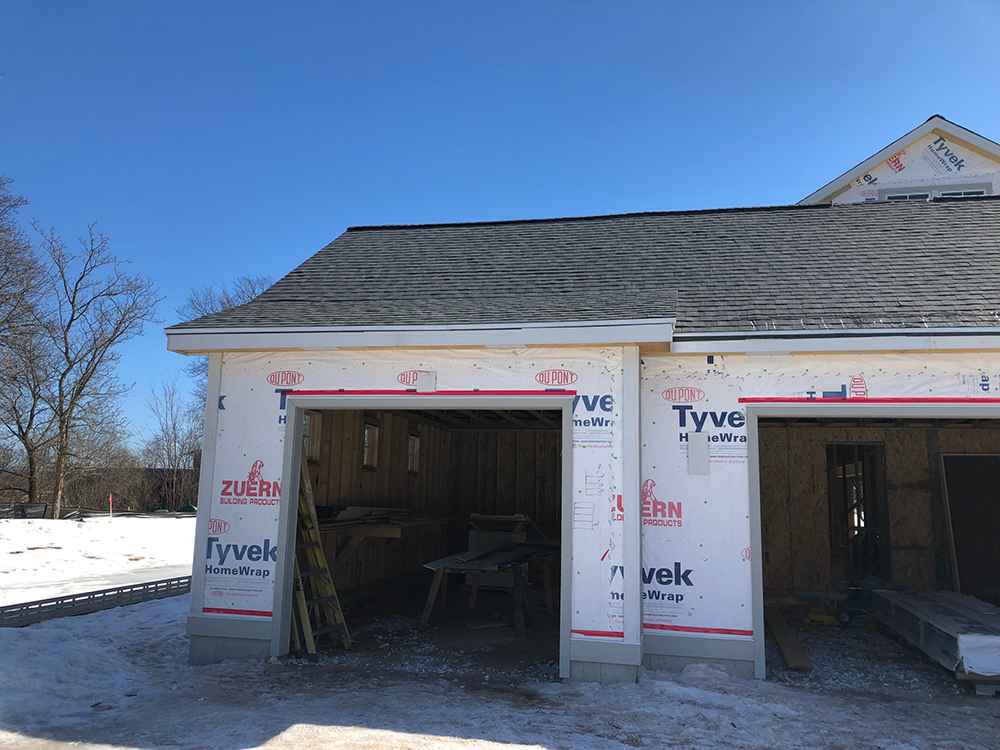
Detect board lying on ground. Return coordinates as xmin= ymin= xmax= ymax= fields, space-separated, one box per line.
xmin=872 ymin=589 xmax=1000 ymax=695
xmin=0 ymin=575 xmax=191 ymax=627
xmin=765 ymin=606 xmax=812 ymax=672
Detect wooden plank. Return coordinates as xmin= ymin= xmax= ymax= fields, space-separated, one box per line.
xmin=477 ymin=431 xmax=498 ymax=516
xmin=875 ymin=590 xmax=1000 ymax=635
xmin=765 ymin=606 xmax=812 ymax=672
xmin=346 ymin=524 xmax=403 ymax=539
xmin=421 ymin=569 xmax=445 ymax=625
xmin=321 ymin=412 xmax=337 ymax=505
xmin=496 ymin=431 xmax=517 ymax=516
xmin=340 ymin=411 xmax=359 ymax=501
xmin=873 ymin=590 xmax=1000 ymax=685
xmin=515 ymin=431 xmax=536 ymax=518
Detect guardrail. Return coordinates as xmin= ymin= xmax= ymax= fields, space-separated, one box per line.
xmin=0 ymin=575 xmax=191 ymax=627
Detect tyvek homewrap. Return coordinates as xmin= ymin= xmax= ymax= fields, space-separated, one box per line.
xmin=197 ymin=347 xmax=626 ymax=641
xmin=641 ymin=351 xmax=1000 ymax=642
xmin=835 ymin=131 xmax=1000 ymax=203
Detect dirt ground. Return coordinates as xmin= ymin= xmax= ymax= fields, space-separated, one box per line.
xmin=2 ymin=587 xmax=999 ymax=750
xmin=767 ymin=611 xmax=970 ymax=701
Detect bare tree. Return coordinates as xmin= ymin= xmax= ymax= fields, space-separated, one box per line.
xmin=143 ymin=380 xmax=200 ymax=510
xmin=0 ymin=179 xmax=49 ymax=502
xmin=177 ymin=275 xmax=271 ymax=404
xmin=0 ymin=178 xmax=42 ymax=342
xmin=0 ymin=330 xmax=57 ymax=502
xmin=63 ymin=400 xmax=150 ymax=512
xmin=38 ymin=226 xmax=159 ymax=517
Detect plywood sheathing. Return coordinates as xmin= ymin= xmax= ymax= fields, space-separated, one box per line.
xmin=759 ymin=420 xmax=1000 ymax=596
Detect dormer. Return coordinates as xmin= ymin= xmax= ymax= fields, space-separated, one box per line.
xmin=800 ymin=115 xmax=1000 ymax=205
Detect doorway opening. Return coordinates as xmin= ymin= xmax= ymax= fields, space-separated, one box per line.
xmin=286 ymin=404 xmax=567 ymax=681
xmin=827 ymin=443 xmax=889 ymax=586
xmin=755 ymin=415 xmax=1000 ymax=695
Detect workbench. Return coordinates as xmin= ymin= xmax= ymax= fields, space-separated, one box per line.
xmin=318 ymin=508 xmax=445 ymax=572
xmin=420 ymin=542 xmax=559 ymax=636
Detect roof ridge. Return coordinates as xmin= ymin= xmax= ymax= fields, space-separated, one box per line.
xmin=345 ymin=202 xmax=834 ymax=232
xmin=345 ymin=195 xmax=1000 ymax=232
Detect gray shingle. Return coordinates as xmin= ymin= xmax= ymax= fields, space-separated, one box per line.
xmin=169 ymin=197 xmax=1000 ymax=334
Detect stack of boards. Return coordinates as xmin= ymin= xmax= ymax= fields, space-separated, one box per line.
xmin=873 ymin=589 xmax=1000 ymax=696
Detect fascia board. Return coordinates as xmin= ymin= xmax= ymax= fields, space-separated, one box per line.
xmin=166 ymin=319 xmax=675 ymax=353
xmin=671 ymin=328 xmax=1000 ymax=353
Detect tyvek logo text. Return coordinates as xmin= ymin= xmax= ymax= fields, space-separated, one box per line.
xmin=573 ymin=394 xmax=614 ymax=428
xmin=672 ymin=404 xmax=746 ymax=444
xmin=204 ymin=536 xmax=277 ymax=579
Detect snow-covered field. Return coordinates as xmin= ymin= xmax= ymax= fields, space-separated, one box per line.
xmin=0 ymin=517 xmax=196 ymax=605
xmin=0 ymin=594 xmax=997 ymax=750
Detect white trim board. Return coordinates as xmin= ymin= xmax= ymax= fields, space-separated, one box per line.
xmin=671 ymin=329 xmax=1000 ymax=354
xmin=166 ymin=319 xmax=675 ymax=353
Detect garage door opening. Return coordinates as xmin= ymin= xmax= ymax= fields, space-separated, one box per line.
xmin=756 ymin=416 xmax=1000 ymax=695
xmin=289 ymin=406 xmax=564 ymax=679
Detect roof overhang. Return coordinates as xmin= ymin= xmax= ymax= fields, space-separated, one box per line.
xmin=165 ymin=317 xmax=675 ymax=354
xmin=800 ymin=115 xmax=1000 ymax=205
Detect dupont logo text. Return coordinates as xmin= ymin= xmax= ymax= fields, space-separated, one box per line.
xmin=398 ymin=369 xmax=432 ymax=386
xmin=536 ymin=369 xmax=578 ymax=387
xmin=207 ymin=518 xmax=230 ymax=535
xmin=219 ymin=460 xmax=281 ymax=507
xmin=662 ymin=386 xmax=705 ymax=402
xmin=267 ymin=370 xmax=304 ymax=387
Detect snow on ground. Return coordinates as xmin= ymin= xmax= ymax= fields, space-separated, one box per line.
xmin=1 ymin=594 xmax=998 ymax=750
xmin=0 ymin=517 xmax=196 ymax=605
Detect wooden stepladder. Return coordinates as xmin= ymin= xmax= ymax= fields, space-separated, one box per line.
xmin=291 ymin=460 xmax=351 ymax=656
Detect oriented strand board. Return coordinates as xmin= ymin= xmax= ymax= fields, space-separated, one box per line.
xmin=785 ymin=426 xmax=830 ymax=592
xmin=758 ymin=420 xmax=998 ymax=595
xmin=759 ymin=425 xmax=793 ymax=593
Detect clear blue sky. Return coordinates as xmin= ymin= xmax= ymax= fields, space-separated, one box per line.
xmin=4 ymin=1 xmax=1000 ymax=443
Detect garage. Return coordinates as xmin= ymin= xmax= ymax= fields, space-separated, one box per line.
xmin=746 ymin=403 xmax=1000 ymax=693
xmin=284 ymin=404 xmax=566 ymax=671
xmin=170 ymin=192 xmax=1000 ymax=687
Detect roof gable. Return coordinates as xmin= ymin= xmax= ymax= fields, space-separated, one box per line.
xmin=799 ymin=115 xmax=1000 ymax=205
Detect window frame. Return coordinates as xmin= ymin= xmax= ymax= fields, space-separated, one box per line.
xmin=407 ymin=431 xmax=421 ymax=474
xmin=361 ymin=420 xmax=380 ymax=470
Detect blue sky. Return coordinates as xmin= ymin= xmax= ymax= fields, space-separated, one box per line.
xmin=4 ymin=1 xmax=1000 ymax=443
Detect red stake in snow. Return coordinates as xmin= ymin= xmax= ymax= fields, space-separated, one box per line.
xmin=108 ymin=492 xmax=113 ymax=518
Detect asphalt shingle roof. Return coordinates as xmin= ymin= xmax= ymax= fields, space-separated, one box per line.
xmin=170 ymin=197 xmax=1000 ymax=335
